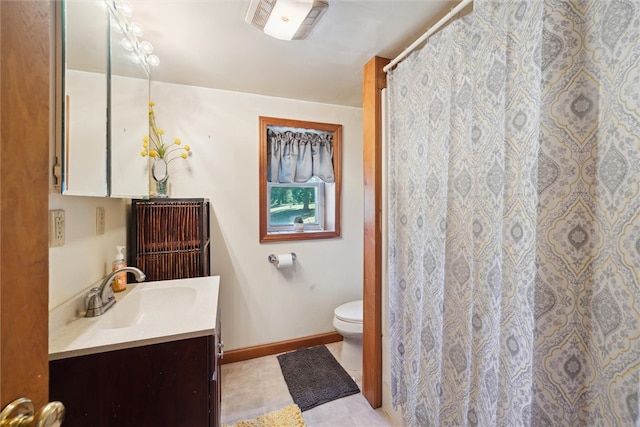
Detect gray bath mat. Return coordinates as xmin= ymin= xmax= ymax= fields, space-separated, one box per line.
xmin=277 ymin=345 xmax=360 ymax=412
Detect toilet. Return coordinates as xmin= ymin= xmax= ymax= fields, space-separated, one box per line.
xmin=333 ymin=300 xmax=363 ymax=371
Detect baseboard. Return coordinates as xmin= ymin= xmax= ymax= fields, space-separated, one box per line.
xmin=221 ymin=331 xmax=343 ymax=365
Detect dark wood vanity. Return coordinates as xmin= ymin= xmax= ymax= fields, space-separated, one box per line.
xmin=49 ymin=311 xmax=222 ymax=427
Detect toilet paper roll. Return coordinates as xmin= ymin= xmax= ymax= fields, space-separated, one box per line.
xmin=276 ymin=253 xmax=294 ymax=269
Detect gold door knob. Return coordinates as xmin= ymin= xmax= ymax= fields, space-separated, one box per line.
xmin=35 ymin=402 xmax=65 ymax=427
xmin=0 ymin=398 xmax=33 ymax=426
xmin=0 ymin=398 xmax=64 ymax=427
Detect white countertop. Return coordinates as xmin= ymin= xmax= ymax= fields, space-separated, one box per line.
xmin=49 ymin=276 xmax=220 ymax=361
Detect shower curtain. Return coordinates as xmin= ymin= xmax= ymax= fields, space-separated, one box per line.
xmin=388 ymin=0 xmax=640 ymax=426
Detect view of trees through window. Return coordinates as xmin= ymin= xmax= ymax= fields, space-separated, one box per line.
xmin=269 ymin=185 xmax=317 ymax=225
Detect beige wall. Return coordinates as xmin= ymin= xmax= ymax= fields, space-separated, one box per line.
xmin=49 ymin=81 xmax=364 ymax=351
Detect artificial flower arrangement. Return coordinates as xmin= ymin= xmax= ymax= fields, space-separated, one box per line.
xmin=141 ymin=101 xmax=191 ymax=162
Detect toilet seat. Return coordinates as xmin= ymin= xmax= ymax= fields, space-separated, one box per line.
xmin=334 ymin=300 xmax=363 ymax=324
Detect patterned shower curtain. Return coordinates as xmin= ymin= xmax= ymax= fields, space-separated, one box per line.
xmin=388 ymin=1 xmax=640 ymax=426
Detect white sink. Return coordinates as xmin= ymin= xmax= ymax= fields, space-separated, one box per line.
xmin=49 ymin=276 xmax=220 ymax=360
xmin=99 ymin=286 xmax=198 ymax=330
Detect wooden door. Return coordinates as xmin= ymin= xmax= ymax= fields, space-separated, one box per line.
xmin=0 ymin=0 xmax=51 ymax=410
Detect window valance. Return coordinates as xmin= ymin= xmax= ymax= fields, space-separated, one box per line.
xmin=266 ymin=128 xmax=334 ymax=183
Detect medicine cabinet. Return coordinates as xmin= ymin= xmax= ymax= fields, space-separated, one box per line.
xmin=55 ymin=0 xmax=149 ymax=198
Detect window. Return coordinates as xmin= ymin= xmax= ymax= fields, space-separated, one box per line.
xmin=259 ymin=116 xmax=342 ymax=242
xmin=267 ymin=181 xmax=325 ymax=232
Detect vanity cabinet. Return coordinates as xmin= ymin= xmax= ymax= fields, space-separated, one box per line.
xmin=129 ymin=198 xmax=210 ymax=281
xmin=49 ymin=327 xmax=222 ymax=427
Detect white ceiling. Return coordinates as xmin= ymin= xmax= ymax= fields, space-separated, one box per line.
xmin=127 ymin=0 xmax=457 ymax=107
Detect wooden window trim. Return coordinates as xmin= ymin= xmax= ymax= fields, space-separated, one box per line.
xmin=258 ymin=116 xmax=342 ymax=243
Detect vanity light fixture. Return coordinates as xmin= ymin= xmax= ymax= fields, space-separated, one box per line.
xmin=104 ymin=0 xmax=160 ymax=68
xmin=245 ymin=0 xmax=329 ymax=40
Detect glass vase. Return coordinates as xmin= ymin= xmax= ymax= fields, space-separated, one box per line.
xmin=152 ymin=158 xmax=170 ymax=198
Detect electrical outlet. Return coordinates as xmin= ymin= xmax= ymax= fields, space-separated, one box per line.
xmin=96 ymin=207 xmax=106 ymax=235
xmin=49 ymin=209 xmax=65 ymax=247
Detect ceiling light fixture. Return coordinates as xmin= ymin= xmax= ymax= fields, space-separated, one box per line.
xmin=245 ymin=0 xmax=329 ymax=41
xmin=104 ymin=0 xmax=160 ymax=68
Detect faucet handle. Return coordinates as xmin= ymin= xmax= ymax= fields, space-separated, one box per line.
xmin=85 ymin=287 xmax=101 ymax=307
xmin=85 ymin=287 xmax=103 ymax=315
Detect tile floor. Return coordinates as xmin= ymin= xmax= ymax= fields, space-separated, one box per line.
xmin=221 ymin=342 xmax=393 ymax=427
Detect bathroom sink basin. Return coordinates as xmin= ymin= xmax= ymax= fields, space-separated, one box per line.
xmin=99 ymin=286 xmax=197 ymax=330
xmin=49 ymin=276 xmax=220 ymax=360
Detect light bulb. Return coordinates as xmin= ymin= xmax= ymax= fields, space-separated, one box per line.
xmin=129 ymin=52 xmax=142 ymax=64
xmin=146 ymin=55 xmax=160 ymax=67
xmin=121 ymin=37 xmax=134 ymax=52
xmin=112 ymin=22 xmax=124 ymax=34
xmin=129 ymin=22 xmax=144 ymax=37
xmin=139 ymin=41 xmax=154 ymax=55
xmin=117 ymin=1 xmax=133 ymax=17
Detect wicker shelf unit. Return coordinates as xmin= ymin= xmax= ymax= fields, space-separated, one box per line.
xmin=129 ymin=198 xmax=210 ymax=281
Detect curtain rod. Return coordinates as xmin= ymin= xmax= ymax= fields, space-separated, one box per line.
xmin=383 ymin=0 xmax=474 ymax=73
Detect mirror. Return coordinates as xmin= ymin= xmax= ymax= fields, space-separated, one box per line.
xmin=60 ymin=0 xmax=109 ymax=196
xmin=109 ymin=17 xmax=150 ymax=198
xmin=58 ymin=0 xmax=150 ymax=198
xmin=259 ymin=116 xmax=342 ymax=242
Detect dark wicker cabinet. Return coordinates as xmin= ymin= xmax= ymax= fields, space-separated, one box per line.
xmin=129 ymin=198 xmax=210 ymax=281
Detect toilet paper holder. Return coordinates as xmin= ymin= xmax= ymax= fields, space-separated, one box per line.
xmin=268 ymin=253 xmax=297 ymax=264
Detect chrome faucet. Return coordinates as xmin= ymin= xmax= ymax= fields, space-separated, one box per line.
xmin=85 ymin=267 xmax=146 ymax=317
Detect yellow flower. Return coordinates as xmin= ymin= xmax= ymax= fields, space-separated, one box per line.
xmin=142 ymin=101 xmax=193 ymax=164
